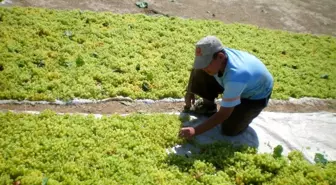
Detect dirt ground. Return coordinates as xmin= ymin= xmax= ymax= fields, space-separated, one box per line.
xmin=2 ymin=0 xmax=336 ymax=36
xmin=1 ymin=99 xmax=336 ymax=115
xmin=0 ymin=0 xmax=335 ymax=114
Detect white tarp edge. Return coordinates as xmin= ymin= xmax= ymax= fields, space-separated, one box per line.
xmin=168 ymin=112 xmax=336 ymax=163
xmin=0 ymin=0 xmax=12 ymax=5
xmin=0 ymin=97 xmax=332 ymax=106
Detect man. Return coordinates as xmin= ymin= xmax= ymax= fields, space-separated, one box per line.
xmin=180 ymin=35 xmax=273 ymax=139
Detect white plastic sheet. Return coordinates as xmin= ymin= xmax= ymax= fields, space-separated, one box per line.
xmin=169 ymin=112 xmax=336 ymax=163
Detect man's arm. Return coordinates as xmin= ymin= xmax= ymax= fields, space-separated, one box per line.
xmin=180 ymin=81 xmax=246 ymax=139
xmin=179 ymin=106 xmax=234 ymax=139
xmin=194 ymin=106 xmax=234 ymax=135
xmin=184 ymin=69 xmax=195 ymax=109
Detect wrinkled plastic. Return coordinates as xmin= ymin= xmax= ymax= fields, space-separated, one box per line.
xmin=169 ymin=112 xmax=336 ymax=163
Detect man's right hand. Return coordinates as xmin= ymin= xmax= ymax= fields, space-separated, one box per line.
xmin=184 ymin=92 xmax=195 ymax=109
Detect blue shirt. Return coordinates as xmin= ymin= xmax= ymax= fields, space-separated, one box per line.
xmin=214 ymin=48 xmax=273 ymax=107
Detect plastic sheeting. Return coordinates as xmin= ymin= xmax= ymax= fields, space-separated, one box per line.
xmin=0 ymin=97 xmax=331 ymax=106
xmin=0 ymin=0 xmax=12 ymax=5
xmin=168 ymin=112 xmax=336 ymax=163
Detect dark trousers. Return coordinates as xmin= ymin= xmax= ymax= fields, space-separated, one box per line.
xmin=187 ymin=69 xmax=271 ymax=136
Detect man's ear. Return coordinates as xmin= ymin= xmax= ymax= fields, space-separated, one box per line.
xmin=218 ymin=52 xmax=226 ymax=60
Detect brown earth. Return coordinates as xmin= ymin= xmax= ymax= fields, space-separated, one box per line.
xmin=1 ymin=99 xmax=336 ymax=115
xmin=1 ymin=0 xmax=336 ymax=36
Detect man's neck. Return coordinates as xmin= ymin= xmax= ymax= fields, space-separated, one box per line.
xmin=218 ymin=54 xmax=228 ymax=77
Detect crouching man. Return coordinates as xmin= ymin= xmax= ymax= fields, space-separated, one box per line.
xmin=180 ymin=36 xmax=273 ymax=139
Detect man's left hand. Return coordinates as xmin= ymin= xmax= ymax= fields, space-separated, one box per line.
xmin=179 ymin=127 xmax=195 ymax=139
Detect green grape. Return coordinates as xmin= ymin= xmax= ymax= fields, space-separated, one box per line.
xmin=314 ymin=153 xmax=328 ymax=165
xmin=273 ymin=145 xmax=283 ymax=158
xmin=0 ymin=7 xmax=335 ymax=101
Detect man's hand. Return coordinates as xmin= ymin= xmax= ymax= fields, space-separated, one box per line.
xmin=184 ymin=93 xmax=195 ymax=109
xmin=179 ymin=127 xmax=195 ymax=139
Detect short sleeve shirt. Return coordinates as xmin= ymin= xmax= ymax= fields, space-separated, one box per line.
xmin=214 ymin=48 xmax=274 ymax=107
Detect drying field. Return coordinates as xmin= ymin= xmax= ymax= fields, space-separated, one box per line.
xmin=0 ymin=7 xmax=335 ymax=101
xmin=1 ymin=7 xmax=336 ymax=185
xmin=1 ymin=111 xmax=335 ymax=185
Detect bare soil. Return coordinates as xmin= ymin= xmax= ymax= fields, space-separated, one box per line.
xmin=1 ymin=99 xmax=335 ymax=115
xmin=2 ymin=0 xmax=336 ymax=36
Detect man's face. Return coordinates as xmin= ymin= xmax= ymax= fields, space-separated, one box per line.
xmin=202 ymin=53 xmax=223 ymax=76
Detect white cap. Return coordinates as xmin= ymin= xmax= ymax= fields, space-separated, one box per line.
xmin=193 ymin=36 xmax=224 ymax=69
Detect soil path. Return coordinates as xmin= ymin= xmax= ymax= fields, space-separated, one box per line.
xmin=1 ymin=99 xmax=336 ymax=114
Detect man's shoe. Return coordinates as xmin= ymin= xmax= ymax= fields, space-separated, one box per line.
xmin=186 ymin=99 xmax=217 ymax=117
